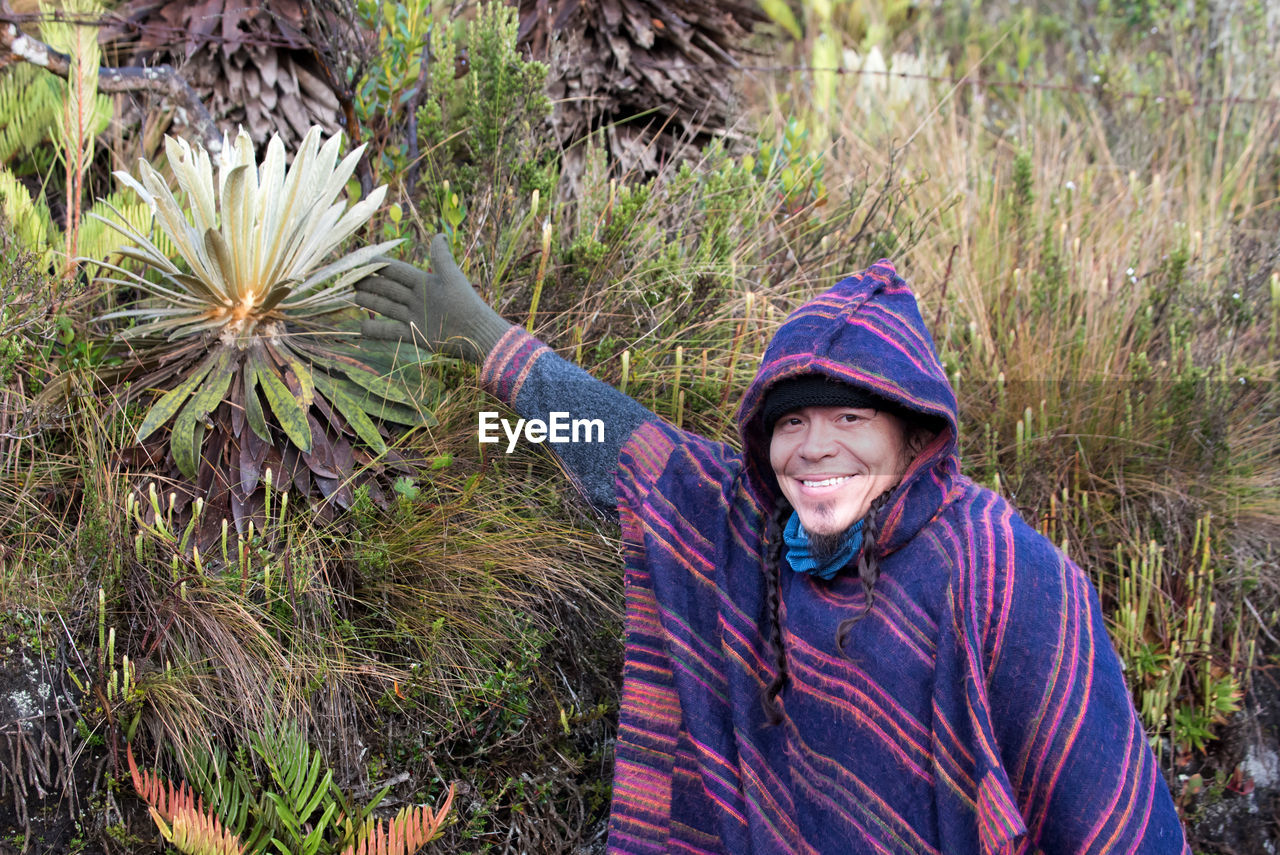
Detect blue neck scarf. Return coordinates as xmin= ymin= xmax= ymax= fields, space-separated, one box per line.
xmin=782 ymin=512 xmax=864 ymax=580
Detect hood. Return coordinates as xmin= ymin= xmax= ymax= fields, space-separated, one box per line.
xmin=736 ymin=259 xmax=960 ymax=554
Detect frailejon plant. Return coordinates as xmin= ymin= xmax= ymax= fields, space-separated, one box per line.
xmin=128 ymin=727 xmax=454 ymax=855
xmin=93 ymin=126 xmax=428 ymax=536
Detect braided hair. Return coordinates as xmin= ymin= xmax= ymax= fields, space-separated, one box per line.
xmin=761 ymin=500 xmax=793 ymax=725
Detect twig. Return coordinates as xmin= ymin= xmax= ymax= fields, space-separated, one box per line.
xmin=933 ymin=244 xmax=958 ymax=332
xmin=555 ymin=662 xmax=581 ymax=707
xmin=0 ymin=16 xmax=223 ymax=153
xmin=1244 ymin=597 xmax=1279 ymax=646
xmin=297 ymin=0 xmax=370 ymax=193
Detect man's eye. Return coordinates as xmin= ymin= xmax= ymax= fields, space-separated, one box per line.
xmin=840 ymin=413 xmax=862 ymax=423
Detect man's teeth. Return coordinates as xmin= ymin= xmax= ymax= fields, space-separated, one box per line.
xmin=802 ymin=476 xmax=851 ymax=488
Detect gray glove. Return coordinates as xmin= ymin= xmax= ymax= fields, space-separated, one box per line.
xmin=355 ymin=234 xmax=511 ymax=364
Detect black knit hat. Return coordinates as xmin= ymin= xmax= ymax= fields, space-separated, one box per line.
xmin=760 ymin=375 xmax=896 ymax=432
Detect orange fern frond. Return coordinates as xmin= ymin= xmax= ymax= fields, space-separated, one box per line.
xmin=152 ymin=804 xmax=246 ymax=855
xmin=129 ymin=744 xmax=245 ymax=855
xmin=341 ymin=783 xmax=455 ymax=855
xmin=128 ymin=743 xmax=204 ymax=823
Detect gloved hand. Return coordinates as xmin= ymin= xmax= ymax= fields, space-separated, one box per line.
xmin=354 ymin=233 xmax=511 ymax=364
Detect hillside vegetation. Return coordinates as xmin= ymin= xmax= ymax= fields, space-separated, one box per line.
xmin=0 ymin=0 xmax=1276 ymax=852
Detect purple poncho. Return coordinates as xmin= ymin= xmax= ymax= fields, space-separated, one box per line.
xmin=480 ymin=260 xmax=1189 ymax=853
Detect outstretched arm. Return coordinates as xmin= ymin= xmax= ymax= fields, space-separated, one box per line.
xmin=355 ymin=235 xmax=657 ymax=513
xmin=477 ymin=327 xmax=658 ymax=513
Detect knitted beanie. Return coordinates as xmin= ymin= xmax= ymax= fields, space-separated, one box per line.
xmin=760 ymin=375 xmax=897 ymax=432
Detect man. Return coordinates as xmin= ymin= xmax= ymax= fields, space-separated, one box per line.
xmin=356 ymin=235 xmax=1190 ymax=853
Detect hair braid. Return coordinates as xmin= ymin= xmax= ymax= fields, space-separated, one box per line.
xmin=761 ymin=500 xmax=792 ymax=726
xmin=835 ymin=490 xmax=895 ymax=653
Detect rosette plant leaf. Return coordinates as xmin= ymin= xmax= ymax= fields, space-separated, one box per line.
xmin=94 ymin=126 xmax=428 ymax=534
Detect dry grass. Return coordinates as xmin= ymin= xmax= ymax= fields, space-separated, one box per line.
xmin=1 ymin=2 xmax=1279 ymax=848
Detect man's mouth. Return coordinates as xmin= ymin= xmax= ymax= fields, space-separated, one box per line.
xmin=799 ymin=475 xmax=853 ymax=489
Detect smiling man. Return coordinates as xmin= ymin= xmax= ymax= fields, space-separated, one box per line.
xmin=356 ymin=237 xmax=1190 ymax=853
xmin=771 ymin=402 xmax=910 ymax=534
xmin=764 ymin=379 xmax=929 ymax=564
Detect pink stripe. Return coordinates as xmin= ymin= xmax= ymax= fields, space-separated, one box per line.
xmin=1121 ymin=752 xmax=1158 ymax=855
xmin=782 ymin=701 xmax=940 ymax=852
xmin=1020 ymin=563 xmax=1089 ymax=828
xmin=683 ymin=738 xmax=748 ymax=827
xmin=930 ymin=699 xmax=978 ymax=776
xmin=788 ymin=638 xmax=933 ymax=770
xmin=985 ymin=506 xmax=1017 ymax=676
xmin=977 ymin=771 xmax=1025 ymax=849
xmin=505 ymin=345 xmax=548 ymax=401
xmin=860 ymin=300 xmax=940 ymax=356
xmin=641 ymin=512 xmax=717 ymax=575
xmin=786 ymin=736 xmax=938 ymax=855
xmin=478 ymin=325 xmax=527 ymax=389
xmin=843 ymin=313 xmax=943 ymax=380
xmin=807 ymin=580 xmax=936 ymax=665
xmin=790 ymin=773 xmax=899 ymax=855
xmin=736 ymin=740 xmax=806 ymax=851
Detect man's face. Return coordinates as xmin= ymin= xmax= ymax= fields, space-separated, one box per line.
xmin=769 ymin=405 xmax=912 ymax=536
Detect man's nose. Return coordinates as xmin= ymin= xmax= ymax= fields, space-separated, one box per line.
xmin=798 ymin=422 xmax=837 ymax=458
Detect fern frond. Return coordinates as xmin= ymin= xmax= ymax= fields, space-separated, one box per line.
xmin=0 ymin=168 xmax=54 ymax=262
xmin=43 ymin=0 xmax=104 ymax=157
xmin=127 ymin=743 xmax=203 ymax=824
xmin=340 ymin=784 xmax=455 ymax=855
xmin=0 ymin=46 xmax=109 ymax=170
xmin=0 ymin=65 xmax=109 ymax=168
xmin=251 ymin=722 xmax=338 ymax=855
xmin=180 ymin=741 xmax=273 ymax=850
xmin=42 ymin=0 xmax=107 ymax=275
xmin=0 ymin=66 xmax=63 ymax=165
xmin=153 ymin=804 xmax=247 ymax=855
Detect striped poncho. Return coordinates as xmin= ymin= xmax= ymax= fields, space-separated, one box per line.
xmin=480 ymin=260 xmax=1189 ymax=853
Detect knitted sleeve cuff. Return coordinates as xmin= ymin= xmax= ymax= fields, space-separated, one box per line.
xmin=479 ymin=327 xmax=551 ymax=403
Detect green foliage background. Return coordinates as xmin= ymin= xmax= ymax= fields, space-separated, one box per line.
xmin=1 ymin=0 xmax=1278 ymax=852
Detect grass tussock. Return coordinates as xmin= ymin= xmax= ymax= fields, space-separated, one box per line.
xmin=109 ymin=387 xmax=624 ymax=779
